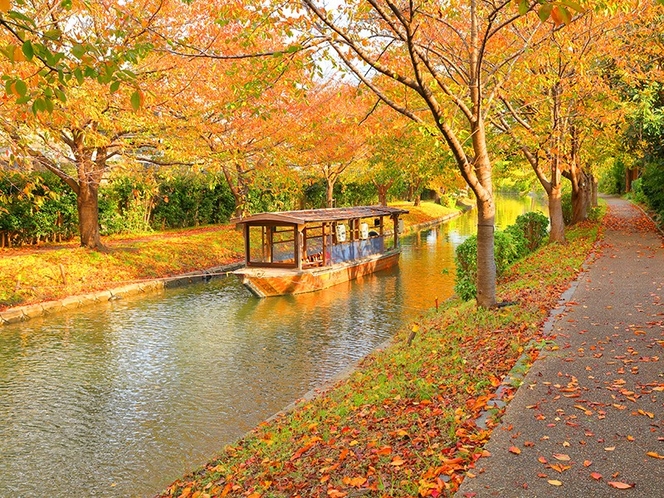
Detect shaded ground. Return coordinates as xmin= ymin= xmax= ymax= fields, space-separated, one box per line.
xmin=457 ymin=197 xmax=664 ymax=497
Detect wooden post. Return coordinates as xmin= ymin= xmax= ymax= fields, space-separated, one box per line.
xmin=244 ymin=224 xmax=251 ymax=265
xmin=322 ymin=222 xmax=327 ymax=266
xmin=393 ymin=215 xmax=399 ymax=248
xmin=297 ymin=224 xmax=304 ymax=270
xmin=266 ymin=225 xmax=273 ymax=263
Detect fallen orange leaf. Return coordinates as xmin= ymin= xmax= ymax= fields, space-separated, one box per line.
xmin=583 ymin=460 xmax=592 ymax=467
xmin=590 ymin=472 xmax=602 ymax=480
xmin=608 ymin=481 xmax=633 ymax=489
xmin=508 ymin=446 xmax=521 ymax=455
xmin=552 ymin=453 xmax=570 ymax=461
xmin=550 ymin=463 xmax=571 ymax=473
xmin=547 ymin=479 xmax=563 ymax=486
xmin=390 ymin=456 xmax=405 ymax=466
xmin=646 ymin=451 xmax=664 ymax=459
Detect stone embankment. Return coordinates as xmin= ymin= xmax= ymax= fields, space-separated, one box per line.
xmin=0 ymin=263 xmax=242 ymax=325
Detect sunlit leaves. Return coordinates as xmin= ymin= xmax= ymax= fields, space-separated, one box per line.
xmin=0 ymin=0 xmax=10 ymax=13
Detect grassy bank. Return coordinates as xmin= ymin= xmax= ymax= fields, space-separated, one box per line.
xmin=159 ymin=221 xmax=600 ymax=498
xmin=0 ymin=202 xmax=457 ymax=311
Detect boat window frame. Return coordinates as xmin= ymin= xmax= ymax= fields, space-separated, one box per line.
xmin=244 ymin=221 xmax=299 ymax=269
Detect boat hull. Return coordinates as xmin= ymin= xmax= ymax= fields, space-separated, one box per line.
xmin=234 ymin=250 xmax=401 ymax=298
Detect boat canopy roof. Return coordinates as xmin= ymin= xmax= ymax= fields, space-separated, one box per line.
xmin=235 ymin=205 xmax=409 ymax=226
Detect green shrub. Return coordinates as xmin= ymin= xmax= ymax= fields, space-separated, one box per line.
xmin=511 ymin=211 xmax=549 ymax=251
xmin=640 ymin=163 xmax=664 ymax=223
xmin=628 ymin=178 xmax=649 ymax=205
xmin=0 ymin=171 xmax=77 ymax=245
xmin=454 ymin=212 xmax=550 ymax=301
xmin=453 ymin=235 xmax=478 ymax=301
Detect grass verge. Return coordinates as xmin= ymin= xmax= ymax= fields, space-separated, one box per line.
xmin=158 ymin=220 xmax=600 ymax=498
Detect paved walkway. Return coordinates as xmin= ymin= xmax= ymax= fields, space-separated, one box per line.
xmin=457 ymin=197 xmax=664 ymax=497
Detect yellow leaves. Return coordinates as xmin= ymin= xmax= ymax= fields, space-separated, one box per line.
xmin=552 ymin=453 xmax=570 ymax=462
xmin=636 ymin=409 xmax=655 ymax=419
xmin=390 ymin=455 xmax=405 ymax=466
xmin=547 ymin=479 xmax=563 ymax=486
xmin=646 ymin=451 xmax=664 ymax=459
xmin=0 ymin=0 xmax=10 ymax=13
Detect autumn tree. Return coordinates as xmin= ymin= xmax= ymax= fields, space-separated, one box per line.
xmin=1 ymin=0 xmax=307 ymax=246
xmin=297 ymin=0 xmax=585 ymax=307
xmin=290 ymin=82 xmax=373 ymax=208
xmin=493 ymin=11 xmax=627 ymax=239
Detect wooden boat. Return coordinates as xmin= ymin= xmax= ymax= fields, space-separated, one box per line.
xmin=233 ymin=205 xmax=409 ymax=297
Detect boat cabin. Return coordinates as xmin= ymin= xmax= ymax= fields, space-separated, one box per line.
xmin=235 ymin=206 xmax=409 ymax=271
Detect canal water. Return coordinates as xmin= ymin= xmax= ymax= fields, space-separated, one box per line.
xmin=0 ymin=194 xmax=544 ymax=497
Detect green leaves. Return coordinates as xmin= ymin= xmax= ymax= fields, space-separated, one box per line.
xmin=21 ymin=40 xmax=33 ymax=61
xmin=130 ymin=89 xmax=144 ymax=111
xmin=71 ymin=43 xmax=86 ymax=60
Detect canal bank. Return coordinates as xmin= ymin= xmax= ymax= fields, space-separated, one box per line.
xmin=0 ymin=202 xmax=468 ymax=326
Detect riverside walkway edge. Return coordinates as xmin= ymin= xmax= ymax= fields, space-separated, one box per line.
xmin=457 ymin=197 xmax=664 ymax=497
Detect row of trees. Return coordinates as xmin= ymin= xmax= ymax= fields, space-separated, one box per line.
xmin=0 ymin=168 xmax=446 ymax=247
xmin=1 ymin=0 xmax=662 ymax=307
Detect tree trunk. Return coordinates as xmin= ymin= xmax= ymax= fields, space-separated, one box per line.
xmin=413 ymin=193 xmax=421 ymax=206
xmin=376 ymin=184 xmax=389 ymax=206
xmin=569 ymin=169 xmax=589 ymax=224
xmin=326 ymin=178 xmax=335 ymax=208
xmin=548 ymin=185 xmax=566 ymax=244
xmin=472 ymin=134 xmax=496 ymax=308
xmin=475 ymin=191 xmax=496 ymax=308
xmin=590 ymin=174 xmax=598 ymax=207
xmin=77 ymin=181 xmax=101 ymax=249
